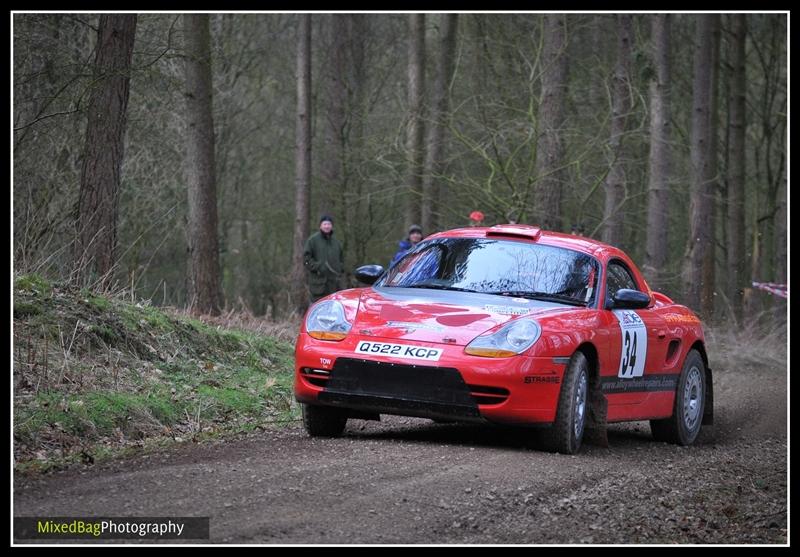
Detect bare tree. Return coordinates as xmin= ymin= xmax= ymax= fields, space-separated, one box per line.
xmin=75 ymin=14 xmax=137 ymax=289
xmin=643 ymin=15 xmax=671 ymax=289
xmin=421 ymin=14 xmax=457 ymax=234
xmin=337 ymin=15 xmax=369 ymax=272
xmin=774 ymin=170 xmax=786 ymax=285
xmin=184 ymin=14 xmax=223 ymax=315
xmin=684 ymin=15 xmax=716 ymax=312
xmin=319 ymin=15 xmax=348 ymax=218
xmin=701 ymin=15 xmax=721 ymax=318
xmin=405 ymin=14 xmax=426 ymax=228
xmin=747 ymin=15 xmax=786 ymax=314
xmin=347 ymin=14 xmax=367 ymax=240
xmin=534 ymin=14 xmax=569 ymax=232
xmin=601 ymin=15 xmax=632 ymax=246
xmin=291 ymin=14 xmax=312 ymax=310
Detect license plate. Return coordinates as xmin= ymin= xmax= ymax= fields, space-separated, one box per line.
xmin=355 ymin=340 xmax=443 ymax=362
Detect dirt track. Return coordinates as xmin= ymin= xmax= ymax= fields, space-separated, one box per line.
xmin=14 ymin=361 xmax=787 ymax=544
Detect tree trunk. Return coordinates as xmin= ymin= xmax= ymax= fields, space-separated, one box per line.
xmin=291 ymin=14 xmax=312 ymax=311
xmin=601 ymin=15 xmax=632 ymax=247
xmin=75 ymin=14 xmax=137 ymax=290
xmin=184 ymin=14 xmax=223 ymax=316
xmin=644 ymin=14 xmax=671 ymax=290
xmin=319 ymin=15 xmax=348 ymax=218
xmin=346 ymin=15 xmax=368 ymax=269
xmin=774 ymin=170 xmax=787 ymax=286
xmin=534 ymin=14 xmax=569 ymax=232
xmin=588 ymin=16 xmax=606 ymax=103
xmin=744 ymin=221 xmax=762 ymax=318
xmin=751 ymin=16 xmax=786 ymax=317
xmin=405 ymin=14 xmax=426 ymax=229
xmin=701 ymin=15 xmax=721 ymax=319
xmin=684 ymin=15 xmax=715 ymax=313
xmin=422 ymin=14 xmax=457 ymax=235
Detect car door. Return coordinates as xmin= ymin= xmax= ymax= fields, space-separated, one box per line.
xmin=603 ymin=259 xmax=669 ymax=418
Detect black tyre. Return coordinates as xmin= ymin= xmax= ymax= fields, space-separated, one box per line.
xmin=650 ymin=349 xmax=706 ymax=445
xmin=301 ymin=404 xmax=348 ymax=437
xmin=543 ymin=351 xmax=590 ymax=454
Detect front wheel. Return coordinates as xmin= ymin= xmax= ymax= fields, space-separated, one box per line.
xmin=650 ymin=349 xmax=706 ymax=445
xmin=543 ymin=351 xmax=589 ymax=454
xmin=301 ymin=404 xmax=348 ymax=437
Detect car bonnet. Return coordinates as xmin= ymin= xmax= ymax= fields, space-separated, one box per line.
xmin=353 ymin=286 xmax=574 ymax=346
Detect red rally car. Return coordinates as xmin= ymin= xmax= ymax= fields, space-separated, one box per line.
xmin=294 ymin=225 xmax=713 ymax=454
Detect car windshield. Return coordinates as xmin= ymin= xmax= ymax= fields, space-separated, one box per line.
xmin=376 ymin=238 xmax=599 ymax=306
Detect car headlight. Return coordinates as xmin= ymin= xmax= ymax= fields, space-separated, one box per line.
xmin=305 ymin=300 xmax=352 ymax=341
xmin=465 ymin=319 xmax=541 ymax=357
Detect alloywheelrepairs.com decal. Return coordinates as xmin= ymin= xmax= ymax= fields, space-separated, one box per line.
xmin=600 ymin=374 xmax=678 ymax=394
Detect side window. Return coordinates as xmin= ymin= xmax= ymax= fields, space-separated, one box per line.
xmin=606 ymin=261 xmax=639 ymax=298
xmin=383 ymin=245 xmax=444 ymax=287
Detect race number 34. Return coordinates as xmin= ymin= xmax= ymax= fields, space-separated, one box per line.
xmin=613 ymin=310 xmax=647 ymax=378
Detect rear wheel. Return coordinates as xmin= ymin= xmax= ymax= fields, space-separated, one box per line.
xmin=301 ymin=404 xmax=348 ymax=437
xmin=650 ymin=349 xmax=706 ymax=445
xmin=543 ymin=352 xmax=589 ymax=454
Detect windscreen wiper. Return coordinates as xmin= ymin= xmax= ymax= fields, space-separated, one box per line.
xmin=487 ymin=290 xmax=587 ymax=307
xmin=405 ymin=283 xmax=480 ymax=294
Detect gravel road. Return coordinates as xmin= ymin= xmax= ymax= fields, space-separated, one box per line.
xmin=14 ymin=361 xmax=787 ymax=544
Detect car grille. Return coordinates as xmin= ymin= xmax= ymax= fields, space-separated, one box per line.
xmin=316 ymin=357 xmax=483 ymax=420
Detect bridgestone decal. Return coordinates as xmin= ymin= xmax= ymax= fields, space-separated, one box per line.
xmin=600 ymin=374 xmax=678 ymax=394
xmin=484 ymin=304 xmax=529 ymax=316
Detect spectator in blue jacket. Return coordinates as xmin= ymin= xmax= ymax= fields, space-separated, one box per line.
xmin=389 ymin=224 xmax=424 ymax=267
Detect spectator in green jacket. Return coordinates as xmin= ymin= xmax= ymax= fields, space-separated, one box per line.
xmin=303 ymin=215 xmax=344 ymax=303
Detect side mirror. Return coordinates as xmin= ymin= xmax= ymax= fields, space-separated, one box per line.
xmin=609 ymin=288 xmax=650 ymax=310
xmin=354 ymin=264 xmax=385 ymax=285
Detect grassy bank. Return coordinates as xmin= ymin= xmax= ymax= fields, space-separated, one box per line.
xmin=13 ymin=274 xmax=300 ymax=473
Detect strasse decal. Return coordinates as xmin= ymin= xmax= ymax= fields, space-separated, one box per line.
xmin=355 ymin=340 xmax=443 ymax=362
xmin=524 ymin=376 xmax=560 ymax=384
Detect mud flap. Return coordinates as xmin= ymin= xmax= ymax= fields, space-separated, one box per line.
xmin=583 ymin=388 xmax=608 ymax=448
xmin=702 ymin=367 xmax=714 ymax=425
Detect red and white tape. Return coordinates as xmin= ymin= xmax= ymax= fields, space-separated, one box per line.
xmin=752 ymin=282 xmax=788 ymax=299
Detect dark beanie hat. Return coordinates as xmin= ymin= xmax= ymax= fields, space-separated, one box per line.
xmin=320 ymin=214 xmax=334 ymax=224
xmin=408 ymin=224 xmax=422 ymax=234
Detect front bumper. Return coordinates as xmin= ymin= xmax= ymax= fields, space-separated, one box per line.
xmin=294 ymin=333 xmax=567 ymax=424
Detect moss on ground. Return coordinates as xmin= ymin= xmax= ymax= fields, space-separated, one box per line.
xmin=13 ymin=273 xmax=299 ymax=474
